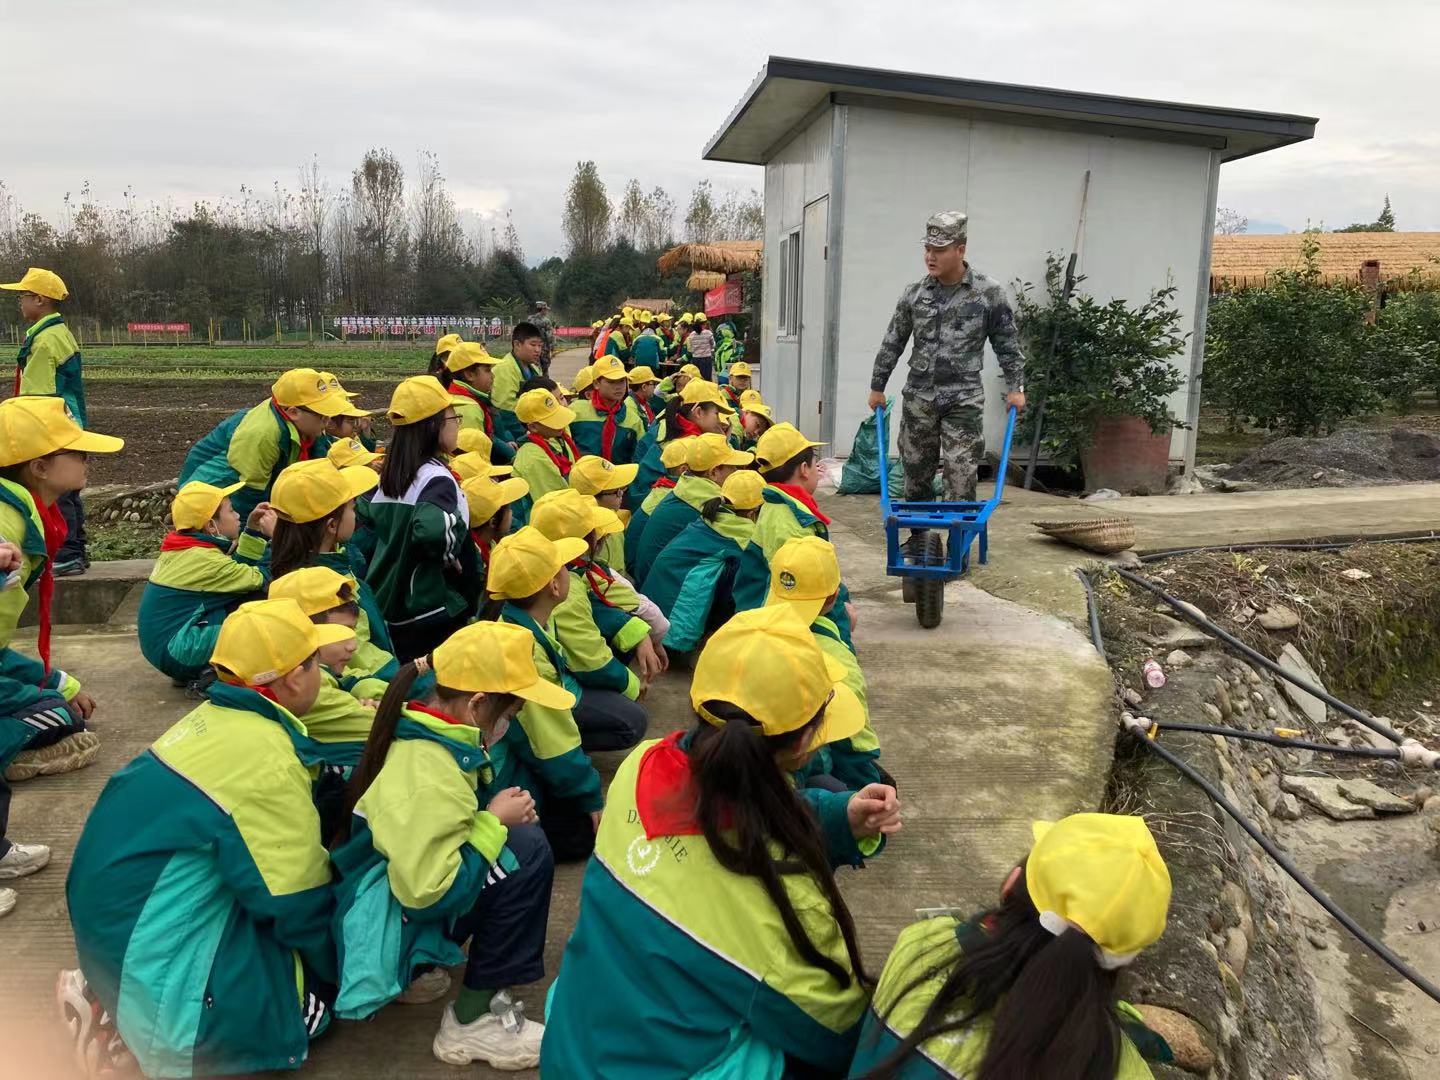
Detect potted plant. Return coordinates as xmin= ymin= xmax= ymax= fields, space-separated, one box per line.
xmin=1015 ymin=256 xmax=1189 ymax=494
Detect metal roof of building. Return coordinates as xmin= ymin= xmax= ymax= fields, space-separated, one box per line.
xmin=704 ymin=57 xmax=1317 ymax=166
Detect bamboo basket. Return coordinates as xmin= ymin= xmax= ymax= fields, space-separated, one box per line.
xmin=1032 ymin=517 xmax=1136 ymax=554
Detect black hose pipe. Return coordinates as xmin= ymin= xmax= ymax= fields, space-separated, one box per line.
xmin=1148 ymin=720 xmax=1400 ymax=759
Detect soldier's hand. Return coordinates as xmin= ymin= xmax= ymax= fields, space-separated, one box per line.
xmin=868 ymin=390 xmax=886 ymax=411
xmin=1005 ymin=391 xmax=1026 ymax=412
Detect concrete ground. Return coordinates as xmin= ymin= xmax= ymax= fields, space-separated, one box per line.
xmin=6 ymin=348 xmax=1439 ymax=1078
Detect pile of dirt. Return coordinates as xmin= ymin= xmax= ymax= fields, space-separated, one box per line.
xmin=1225 ymin=426 xmax=1440 ymax=488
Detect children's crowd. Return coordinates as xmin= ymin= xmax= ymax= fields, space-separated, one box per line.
xmin=4 ymin=267 xmax=1178 ymax=1080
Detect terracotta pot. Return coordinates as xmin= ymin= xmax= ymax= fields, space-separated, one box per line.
xmin=1081 ymin=415 xmax=1172 ymax=495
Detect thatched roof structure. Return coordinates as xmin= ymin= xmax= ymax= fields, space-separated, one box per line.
xmin=686 ymin=271 xmax=727 ymax=292
xmin=622 ymin=298 xmax=674 ymax=314
xmin=657 ymin=240 xmax=762 ymax=276
xmin=1211 ymin=232 xmax=1440 ymax=290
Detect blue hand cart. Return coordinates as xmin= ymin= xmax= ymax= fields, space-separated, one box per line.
xmin=876 ymin=404 xmax=1018 ymax=628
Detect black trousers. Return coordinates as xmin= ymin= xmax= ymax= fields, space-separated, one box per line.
xmin=389 ymin=613 xmax=469 ymax=665
xmin=0 ymin=699 xmax=85 ymax=856
xmin=450 ymin=823 xmax=554 ymax=989
xmin=57 ymin=490 xmax=86 ymax=564
xmin=539 ymin=798 xmax=600 ymax=863
xmin=573 ymin=689 xmax=647 ymax=752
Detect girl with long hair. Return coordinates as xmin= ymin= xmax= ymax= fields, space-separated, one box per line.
xmin=633 ymin=430 xmax=753 ymax=572
xmin=851 ymin=814 xmax=1173 ymax=1080
xmin=540 ymin=604 xmax=902 ymax=1078
xmin=625 ymin=371 xmax=727 ymax=511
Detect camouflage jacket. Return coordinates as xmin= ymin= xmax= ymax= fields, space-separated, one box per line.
xmin=533 ymin=313 xmax=556 ymax=362
xmin=870 ymin=265 xmax=1025 ymax=403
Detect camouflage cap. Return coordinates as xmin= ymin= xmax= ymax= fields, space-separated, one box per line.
xmin=923 ymin=210 xmax=968 ymax=249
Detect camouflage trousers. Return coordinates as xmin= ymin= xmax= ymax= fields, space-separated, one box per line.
xmin=898 ymin=393 xmax=983 ymax=502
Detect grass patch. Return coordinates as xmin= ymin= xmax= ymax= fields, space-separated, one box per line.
xmin=88 ymin=519 xmax=164 ymax=562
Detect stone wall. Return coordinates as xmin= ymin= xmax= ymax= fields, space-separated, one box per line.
xmin=85 ymin=481 xmax=176 ymax=528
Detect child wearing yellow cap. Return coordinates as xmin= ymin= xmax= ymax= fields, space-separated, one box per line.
xmin=269 ymin=458 xmax=401 ymax=695
xmin=852 ymin=813 xmax=1173 ymax=1079
xmin=429 ymin=332 xmax=463 ymax=375
xmin=437 ymin=341 xmax=507 ymax=444
xmin=3 ymin=268 xmax=90 ymax=573
xmin=136 ymin=480 xmax=276 ymax=687
xmin=480 ymin=527 xmax=610 ymax=860
xmin=367 ymin=377 xmax=481 ymax=661
xmin=568 ymin=455 xmax=636 ymax=568
xmin=714 ymin=323 xmax=743 ymax=383
xmin=489 ymin=322 xmax=546 ymax=444
xmin=627 ymin=375 xmax=733 ymax=514
xmin=765 ymin=536 xmax=886 ymax=791
xmin=311 ymin=371 xmax=376 ymax=459
xmin=509 ymin=387 xmax=580 ymax=529
xmin=629 ymin=317 xmax=665 ymax=372
xmin=569 ymin=355 xmax=647 ymax=465
xmin=627 ymin=366 xmax=661 ymax=427
xmin=325 ymin=435 xmax=384 ymax=569
xmin=634 ymin=432 xmax=753 ymax=572
xmin=542 ymin=605 xmax=901 ymax=1077
xmin=738 ymin=397 xmax=774 ymax=452
xmin=461 ymin=472 xmax=529 ymax=583
xmin=179 ymin=367 xmax=353 ymax=522
xmin=622 ymin=434 xmax=691 ymax=576
xmin=64 ymin=599 xmax=353 ymax=1077
xmin=329 ymin=621 xmax=560 ymax=1066
xmin=755 ymin=422 xmax=856 ymax=648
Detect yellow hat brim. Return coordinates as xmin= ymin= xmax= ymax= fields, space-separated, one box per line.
xmin=764 ymin=590 xmax=829 ymax=628
xmin=64 ymin=430 xmax=125 ymax=455
xmin=807 ymin=674 xmax=866 ymax=751
xmin=314 ymin=623 xmax=357 ymax=649
xmin=553 ymin=536 xmax=590 ymax=566
xmin=486 ymin=464 xmax=514 ymax=478
xmin=338 ymin=465 xmax=380 ymax=503
xmin=522 ymin=403 xmax=576 ymax=429
xmin=512 ymin=674 xmax=576 ymax=711
xmin=597 ymin=462 xmax=639 ymax=491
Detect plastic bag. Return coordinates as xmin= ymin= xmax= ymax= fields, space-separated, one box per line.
xmin=837 ymin=401 xmax=904 ymax=495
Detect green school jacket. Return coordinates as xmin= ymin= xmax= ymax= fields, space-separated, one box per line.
xmin=16 ymin=313 xmax=86 ymax=424
xmin=329 ymin=705 xmax=508 ymax=1020
xmin=755 ymin=486 xmax=855 ymax=649
xmin=626 ymin=416 xmax=670 ymax=512
xmin=540 ymin=733 xmax=876 ymax=1078
xmin=510 ymin=435 xmax=578 ymax=531
xmin=306 ymin=548 xmax=400 ymax=691
xmin=496 ymin=604 xmax=604 ymax=813
xmin=622 ymin=479 xmax=674 ymax=576
xmin=66 ymin=681 xmax=335 ymax=1078
xmin=0 ymin=479 xmax=81 ymax=764
xmin=137 ymin=531 xmax=268 ymax=681
xmin=179 ymin=400 xmax=305 ymax=520
xmin=548 ymin=566 xmax=641 ymax=699
xmin=489 ymin=352 xmax=541 ymax=445
xmin=569 ymin=395 xmax=646 ymax=464
xmin=634 ymin=472 xmax=722 ymax=573
xmin=794 ymin=617 xmax=883 ymax=791
xmin=643 ymin=511 xmax=769 ymax=652
xmin=848 ymin=915 xmax=1164 ymax=1078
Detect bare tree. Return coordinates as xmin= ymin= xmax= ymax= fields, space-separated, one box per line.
xmin=561 ymin=160 xmax=610 ymax=256
xmin=1215 ymin=207 xmax=1248 ymax=236
xmin=615 ymin=179 xmax=647 ymax=247
xmin=501 ymin=210 xmax=524 ymax=263
xmin=411 ymin=150 xmax=468 ymax=309
xmin=297 ymin=157 xmax=330 ymax=319
xmin=684 ymin=180 xmax=719 ymax=243
xmin=351 ymin=147 xmax=408 ymax=311
xmin=641 ymin=186 xmax=677 ymax=251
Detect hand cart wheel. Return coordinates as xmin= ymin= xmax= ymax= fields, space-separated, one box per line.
xmin=914 ymin=532 xmax=946 ymax=629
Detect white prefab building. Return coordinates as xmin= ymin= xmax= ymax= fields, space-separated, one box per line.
xmin=703 ymin=57 xmax=1316 ymax=464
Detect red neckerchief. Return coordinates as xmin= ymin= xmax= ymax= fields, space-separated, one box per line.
xmin=448 ymin=382 xmax=479 ymax=403
xmin=29 ymin=489 xmax=67 ymax=675
xmin=449 ymin=382 xmax=495 ymax=434
xmin=589 ymin=390 xmax=626 ymax=460
xmin=250 ymin=685 xmax=281 ymax=705
xmin=159 ymin=530 xmax=223 ymax=552
xmin=723 ymin=385 xmax=742 ymax=408
xmin=408 ymin=700 xmax=466 ymax=726
xmin=271 ymin=397 xmax=315 ymax=461
xmin=773 ymin=482 xmax=831 ymax=526
xmin=583 ymin=559 xmax=617 ymax=608
xmin=472 ymin=532 xmax=491 ymax=563
xmin=526 ymin=432 xmax=579 ymax=476
xmin=654 ymin=476 xmax=677 ymax=490
xmin=671 ymin=412 xmax=702 ymax=439
xmin=634 ymin=394 xmax=656 ymax=426
xmin=634 ymin=731 xmax=734 ymax=839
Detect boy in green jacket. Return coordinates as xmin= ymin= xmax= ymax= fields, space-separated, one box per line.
xmin=568 ymin=355 xmax=646 ymax=464
xmin=488 ymin=322 xmax=546 ymax=445
xmin=634 ymin=432 xmax=752 ymax=575
xmin=63 ymin=599 xmax=353 ymax=1078
xmin=509 ymin=387 xmax=579 ymax=530
xmin=3 ymin=267 xmax=91 ymax=574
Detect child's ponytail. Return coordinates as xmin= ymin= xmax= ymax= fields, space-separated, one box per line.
xmin=332 ymin=658 xmax=427 ymax=846
xmin=477 ymin=597 xmax=505 ymax=622
xmin=699 ymin=496 xmax=726 ymax=522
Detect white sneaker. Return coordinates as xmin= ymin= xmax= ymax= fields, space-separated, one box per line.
xmin=432 ymin=997 xmax=544 ymax=1070
xmin=397 ymin=966 xmax=451 ymax=1004
xmin=6 ymin=730 xmax=101 ymax=781
xmin=57 ymin=968 xmax=136 ymax=1079
xmin=0 ymin=887 xmax=15 ymax=917
xmin=0 ymin=840 xmax=51 ymax=879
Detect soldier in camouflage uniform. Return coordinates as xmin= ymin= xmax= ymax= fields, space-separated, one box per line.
xmin=868 ymin=211 xmax=1026 ymax=518
xmin=532 ymin=300 xmax=556 ymax=375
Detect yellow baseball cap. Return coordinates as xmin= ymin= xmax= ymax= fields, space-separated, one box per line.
xmin=272 ymin=369 xmax=351 ymax=417
xmin=0 ymin=267 xmax=67 ymax=301
xmin=327 ymin=437 xmax=383 ymax=469
xmin=721 ymin=469 xmax=766 ymax=512
xmin=451 ymin=450 xmax=512 ymax=482
xmin=658 ymin=312 xmax=673 ymax=322
xmin=171 ymin=479 xmax=245 ymax=532
xmin=210 ymin=598 xmax=354 ymax=687
xmin=766 ymin=536 xmax=841 ymax=625
xmin=728 ymin=362 xmax=752 ymax=378
xmin=628 ymin=366 xmax=658 ymax=386
xmin=0 ymin=396 xmax=124 ymax=467
xmin=455 ymin=428 xmax=494 ymax=457
xmin=742 ymin=401 xmax=774 ymax=423
xmin=679 ymin=313 xmax=694 ymax=324
xmin=660 ymin=436 xmax=694 ymax=470
xmin=487 ymin=526 xmax=588 ymax=600
xmin=591 ymin=356 xmax=627 ymax=383
xmin=676 ymin=363 xmax=702 ymax=380
xmin=569 ymin=455 xmax=638 ymax=496
xmin=317 ymin=373 xmax=373 ymax=419
xmin=532 ymin=488 xmax=621 ymax=543
xmin=739 ymin=389 xmax=764 ymax=407
xmin=694 ymin=313 xmax=709 ymax=322
xmin=572 ymin=366 xmax=597 ymax=394
xmin=444 ymin=341 xmax=499 ymax=374
xmin=756 ymin=423 xmax=825 ymax=472
xmin=270 ymin=459 xmax=378 ymax=523
xmin=690 ymin=605 xmax=863 ymax=748
xmin=461 ymin=474 xmax=529 ymax=525
xmin=687 ymin=433 xmax=753 ymax=473
xmin=516 ymin=388 xmax=575 ymax=429
xmin=434 ymin=333 xmax=462 ymax=357
xmin=268 ymin=566 xmax=354 ymax=617
xmin=1026 ymin=814 xmax=1172 ymax=969
xmin=590 ymin=320 xmax=605 ymax=329
xmin=387 ymin=375 xmax=453 ymax=425
xmin=433 ymin=621 xmax=575 ymax=710
xmin=681 ymin=380 xmax=735 ymax=414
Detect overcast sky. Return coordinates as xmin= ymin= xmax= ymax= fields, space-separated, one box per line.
xmin=3 ymin=1 xmax=1436 ymax=258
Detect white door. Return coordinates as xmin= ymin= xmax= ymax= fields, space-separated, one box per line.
xmin=797 ymin=197 xmax=828 ymax=441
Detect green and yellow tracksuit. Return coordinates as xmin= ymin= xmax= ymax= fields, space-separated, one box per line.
xmin=304 ymin=548 xmax=400 ymax=699
xmin=639 ymin=511 xmax=769 ymax=652
xmin=447 ymin=382 xmax=515 ymax=463
xmin=303 ymin=668 xmax=377 ymax=842
xmin=795 ymin=616 xmax=883 ymax=791
xmin=550 ymin=563 xmax=644 ymax=700
xmin=629 ymin=330 xmax=664 ymax=369
xmin=0 ymin=479 xmax=83 ymax=769
xmin=137 ymin=530 xmax=269 ymax=682
xmin=540 ymin=732 xmax=878 ymax=1078
xmin=569 ymin=393 xmax=646 ymax=465
xmin=755 ymin=485 xmax=855 ymax=648
xmin=179 ymin=400 xmax=311 ymax=520
xmin=510 ymin=434 xmax=579 ymax=531
xmin=623 ymin=477 xmax=675 ymax=576
xmin=15 ymin=312 xmax=85 ymax=424
xmin=489 ymin=352 xmax=542 ymax=445
xmin=328 ymin=705 xmax=511 ymax=1019
xmin=848 ymin=914 xmax=1168 ymax=1078
xmin=66 ymin=681 xmax=336 ymax=1078
xmin=496 ymin=604 xmax=605 ymax=814
xmin=633 ymin=472 xmax=721 ymax=574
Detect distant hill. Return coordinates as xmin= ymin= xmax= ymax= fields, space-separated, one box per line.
xmin=1245 ymin=220 xmax=1292 ymax=235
